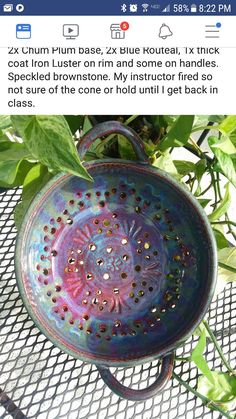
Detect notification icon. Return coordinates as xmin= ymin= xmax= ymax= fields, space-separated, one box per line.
xmin=120 ymin=21 xmax=129 ymax=31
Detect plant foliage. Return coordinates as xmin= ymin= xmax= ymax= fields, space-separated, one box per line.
xmin=1 ymin=114 xmax=236 ymax=417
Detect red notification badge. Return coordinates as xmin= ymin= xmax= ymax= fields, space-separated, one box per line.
xmin=120 ymin=22 xmax=129 ymax=31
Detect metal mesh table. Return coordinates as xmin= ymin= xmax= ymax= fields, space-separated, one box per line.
xmin=0 ymin=187 xmax=235 ymax=419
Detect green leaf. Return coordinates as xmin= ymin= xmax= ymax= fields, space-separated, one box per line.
xmin=191 ymin=331 xmax=206 ymax=356
xmin=220 ymin=136 xmax=236 ymax=155
xmin=118 ymin=134 xmax=137 ymax=160
xmin=194 ymin=158 xmax=207 ymax=196
xmin=190 ymin=330 xmax=215 ymax=384
xmin=208 ymin=183 xmax=231 ymax=221
xmin=193 ymin=115 xmax=225 ymax=129
xmin=210 ymin=134 xmax=236 ymax=155
xmin=78 ymin=117 xmax=103 ymax=160
xmin=82 ymin=116 xmax=93 ymax=135
xmin=213 ymin=229 xmax=229 ymax=250
xmin=14 ymin=203 xmax=26 ymax=229
xmin=147 ymin=115 xmax=168 ymax=132
xmin=197 ymin=371 xmax=236 ymax=412
xmin=0 ymin=140 xmax=29 ymax=156
xmin=0 ymin=130 xmax=10 ymax=143
xmin=173 ymin=160 xmax=195 ymax=176
xmin=14 ymin=164 xmax=52 ymax=230
xmin=219 ymin=115 xmax=236 ymax=134
xmin=0 ymin=142 xmax=32 ymax=187
xmin=194 ymin=322 xmax=210 ymax=338
xmin=218 ymin=262 xmax=236 ymax=274
xmin=144 ymin=141 xmax=156 ymax=157
xmin=163 ymin=115 xmax=178 ymax=126
xmin=197 ymin=198 xmax=211 ymax=209
xmin=64 ymin=115 xmax=84 ymax=135
xmin=229 ymin=131 xmax=236 ymax=147
xmin=12 ymin=160 xmax=35 ymax=188
xmin=209 ymin=115 xmax=226 ymax=124
xmin=218 ymin=247 xmax=236 ymax=282
xmin=195 ymin=159 xmax=207 ymax=181
xmin=11 ymin=115 xmax=92 ymax=181
xmin=193 ymin=115 xmax=212 ymax=128
xmin=214 ymin=245 xmax=236 ymax=295
xmin=158 ymin=115 xmax=194 ymax=151
xmin=208 ymin=136 xmax=236 ymax=188
xmin=153 ymin=152 xmax=181 ymax=179
xmin=0 ymin=115 xmax=11 ymax=130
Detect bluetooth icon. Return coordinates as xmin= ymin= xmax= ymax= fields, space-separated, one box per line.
xmin=121 ymin=3 xmax=127 ymax=12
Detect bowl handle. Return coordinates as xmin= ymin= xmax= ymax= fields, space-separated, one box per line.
xmin=97 ymin=353 xmax=174 ymax=401
xmin=77 ymin=121 xmax=149 ymax=163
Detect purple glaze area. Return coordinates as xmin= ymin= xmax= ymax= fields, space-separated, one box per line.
xmin=18 ymin=161 xmax=216 ymax=363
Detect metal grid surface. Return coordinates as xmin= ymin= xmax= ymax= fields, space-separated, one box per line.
xmin=0 ymin=187 xmax=235 ymax=419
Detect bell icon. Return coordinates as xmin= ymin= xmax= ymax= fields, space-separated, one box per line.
xmin=159 ymin=23 xmax=173 ymax=39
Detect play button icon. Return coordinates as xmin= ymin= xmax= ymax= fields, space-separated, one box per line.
xmin=16 ymin=4 xmax=24 ymax=12
xmin=63 ymin=24 xmax=79 ymax=39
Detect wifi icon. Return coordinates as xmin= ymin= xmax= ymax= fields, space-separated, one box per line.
xmin=142 ymin=3 xmax=149 ymax=12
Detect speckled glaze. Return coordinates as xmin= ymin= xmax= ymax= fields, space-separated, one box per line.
xmin=15 ymin=121 xmax=217 ymax=401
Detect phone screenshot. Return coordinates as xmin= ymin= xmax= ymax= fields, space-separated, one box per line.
xmin=0 ymin=1 xmax=235 ymax=418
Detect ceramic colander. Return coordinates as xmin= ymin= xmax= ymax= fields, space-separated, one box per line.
xmin=15 ymin=121 xmax=217 ymax=401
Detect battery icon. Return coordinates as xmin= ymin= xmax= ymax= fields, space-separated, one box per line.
xmin=190 ymin=4 xmax=197 ymax=12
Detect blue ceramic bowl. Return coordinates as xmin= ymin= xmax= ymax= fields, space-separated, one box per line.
xmin=15 ymin=122 xmax=217 ymax=401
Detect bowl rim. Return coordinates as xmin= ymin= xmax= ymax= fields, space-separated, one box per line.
xmin=15 ymin=159 xmax=218 ymax=367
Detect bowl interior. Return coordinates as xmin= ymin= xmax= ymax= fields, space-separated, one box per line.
xmin=16 ymin=161 xmax=217 ymax=365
